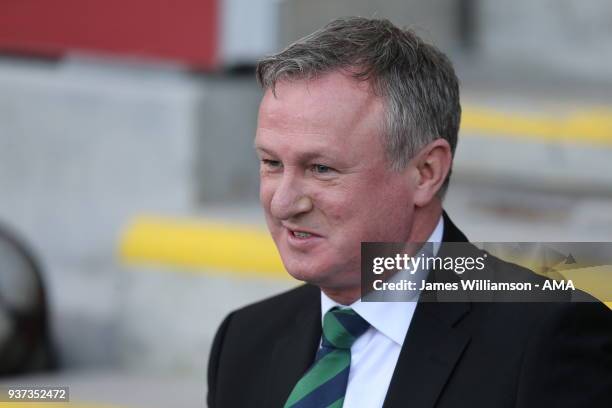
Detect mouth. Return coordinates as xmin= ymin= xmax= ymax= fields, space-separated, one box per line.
xmin=282 ymin=225 xmax=323 ymax=247
xmin=291 ymin=230 xmax=315 ymax=239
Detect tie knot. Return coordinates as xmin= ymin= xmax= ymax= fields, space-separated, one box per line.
xmin=322 ymin=307 xmax=370 ymax=349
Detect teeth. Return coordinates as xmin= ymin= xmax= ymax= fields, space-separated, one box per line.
xmin=293 ymin=231 xmax=312 ymax=238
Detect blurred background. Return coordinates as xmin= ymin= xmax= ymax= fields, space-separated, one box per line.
xmin=0 ymin=0 xmax=611 ymax=407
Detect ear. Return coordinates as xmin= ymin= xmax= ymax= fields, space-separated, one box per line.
xmin=412 ymin=138 xmax=452 ymax=207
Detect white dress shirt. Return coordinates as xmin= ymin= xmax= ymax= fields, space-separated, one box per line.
xmin=320 ymin=216 xmax=444 ymax=408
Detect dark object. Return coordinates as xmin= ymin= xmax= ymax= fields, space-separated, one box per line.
xmin=0 ymin=222 xmax=55 ymax=376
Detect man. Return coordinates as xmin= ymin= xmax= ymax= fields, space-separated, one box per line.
xmin=207 ymin=17 xmax=612 ymax=407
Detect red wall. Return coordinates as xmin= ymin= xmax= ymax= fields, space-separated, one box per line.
xmin=0 ymin=0 xmax=218 ymax=69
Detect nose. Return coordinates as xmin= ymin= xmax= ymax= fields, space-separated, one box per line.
xmin=269 ymin=170 xmax=313 ymax=220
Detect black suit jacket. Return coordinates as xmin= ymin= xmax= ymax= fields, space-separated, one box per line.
xmin=207 ymin=214 xmax=612 ymax=407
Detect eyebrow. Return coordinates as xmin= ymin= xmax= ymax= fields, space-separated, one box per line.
xmin=254 ymin=146 xmax=337 ymax=163
xmin=253 ymin=145 xmax=273 ymax=155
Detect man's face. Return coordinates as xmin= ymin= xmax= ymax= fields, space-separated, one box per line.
xmin=255 ymin=72 xmax=417 ymax=291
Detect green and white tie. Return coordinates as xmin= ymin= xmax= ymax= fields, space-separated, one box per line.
xmin=284 ymin=307 xmax=370 ymax=408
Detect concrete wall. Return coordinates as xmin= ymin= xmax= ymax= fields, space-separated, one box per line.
xmin=279 ymin=0 xmax=463 ymax=52
xmin=221 ymin=0 xmax=612 ymax=82
xmin=221 ymin=0 xmax=280 ymax=66
xmin=479 ymin=0 xmax=612 ymax=81
xmin=194 ymin=76 xmax=262 ymax=203
xmin=220 ymin=0 xmax=465 ymax=65
xmin=0 ymin=57 xmax=198 ymax=369
xmin=0 ymin=57 xmax=199 ymax=267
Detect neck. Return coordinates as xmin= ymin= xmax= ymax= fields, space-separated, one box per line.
xmin=321 ymin=285 xmax=361 ymax=306
xmin=407 ymin=201 xmax=443 ymax=242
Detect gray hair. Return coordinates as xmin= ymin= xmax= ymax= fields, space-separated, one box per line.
xmin=256 ymin=17 xmax=461 ymax=196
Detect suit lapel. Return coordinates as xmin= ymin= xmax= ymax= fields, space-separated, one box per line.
xmin=264 ymin=291 xmax=321 ymax=407
xmin=383 ymin=212 xmax=473 ymax=408
xmin=383 ymin=301 xmax=471 ymax=408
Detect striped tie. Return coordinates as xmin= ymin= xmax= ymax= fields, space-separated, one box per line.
xmin=284 ymin=307 xmax=370 ymax=408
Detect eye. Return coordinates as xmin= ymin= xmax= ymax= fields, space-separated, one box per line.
xmin=261 ymin=159 xmax=282 ymax=170
xmin=311 ymin=164 xmax=334 ymax=174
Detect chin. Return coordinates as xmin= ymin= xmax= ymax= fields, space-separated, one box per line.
xmin=281 ymin=255 xmax=328 ymax=282
xmin=283 ymin=258 xmax=358 ymax=289
xmin=284 ymin=262 xmax=327 ymax=284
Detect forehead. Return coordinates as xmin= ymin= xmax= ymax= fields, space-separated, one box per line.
xmin=255 ymin=71 xmax=385 ymax=154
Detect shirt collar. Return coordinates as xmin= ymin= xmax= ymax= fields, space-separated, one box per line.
xmin=320 ymin=215 xmax=444 ymax=346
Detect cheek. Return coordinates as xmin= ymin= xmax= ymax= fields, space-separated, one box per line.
xmin=341 ymin=175 xmax=414 ymax=237
xmin=375 ymin=187 xmax=415 ymax=237
xmin=259 ymin=180 xmax=281 ymax=232
xmin=259 ymin=178 xmax=275 ymax=208
xmin=309 ymin=188 xmax=374 ymax=245
xmin=310 ymin=186 xmax=354 ymax=223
